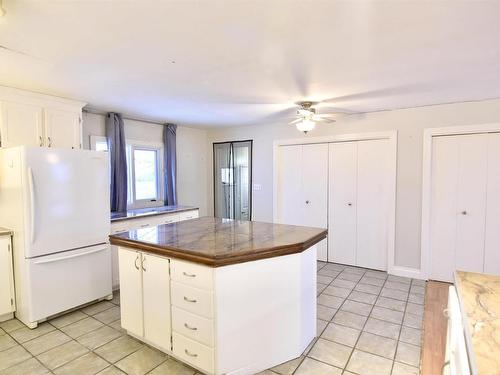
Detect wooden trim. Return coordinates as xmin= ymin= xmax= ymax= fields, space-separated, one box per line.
xmin=420 ymin=123 xmax=500 ymax=280
xmin=109 ymin=230 xmax=327 ymax=267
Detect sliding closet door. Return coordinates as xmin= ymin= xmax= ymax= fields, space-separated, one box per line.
xmin=276 ymin=145 xmax=303 ymax=226
xmin=328 ymin=142 xmax=357 ymax=265
xmin=430 ymin=134 xmax=488 ymax=282
xmin=484 ymin=133 xmax=500 ymax=275
xmin=356 ymin=139 xmax=391 ymax=271
xmin=302 ymin=144 xmax=328 ymax=261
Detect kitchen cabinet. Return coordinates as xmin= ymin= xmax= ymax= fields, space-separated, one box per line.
xmin=0 ymin=86 xmax=85 ymax=149
xmin=119 ymin=248 xmax=171 ymax=351
xmin=0 ymin=235 xmax=15 ymax=321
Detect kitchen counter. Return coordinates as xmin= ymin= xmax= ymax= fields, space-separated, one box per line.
xmin=454 ymin=271 xmax=500 ymax=374
xmin=110 ymin=205 xmax=198 ymax=222
xmin=0 ymin=227 xmax=12 ymax=236
xmin=109 ymin=216 xmax=327 ymax=267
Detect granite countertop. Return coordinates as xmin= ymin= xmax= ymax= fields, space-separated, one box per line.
xmin=110 ymin=205 xmax=198 ymax=222
xmin=0 ymin=227 xmax=12 ymax=236
xmin=454 ymin=271 xmax=500 ymax=374
xmin=109 ymin=216 xmax=327 ymax=267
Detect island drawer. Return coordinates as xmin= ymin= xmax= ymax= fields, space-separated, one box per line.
xmin=171 ymin=281 xmax=214 ymax=318
xmin=172 ymin=306 xmax=214 ymax=347
xmin=178 ymin=210 xmax=199 ymax=221
xmin=172 ymin=332 xmax=214 ymax=374
xmin=170 ymin=258 xmax=213 ymax=290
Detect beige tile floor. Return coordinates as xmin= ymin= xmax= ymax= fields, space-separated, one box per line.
xmin=0 ymin=262 xmax=425 ymax=375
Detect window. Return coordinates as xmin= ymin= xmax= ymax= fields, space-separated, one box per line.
xmin=91 ymin=135 xmax=164 ymax=209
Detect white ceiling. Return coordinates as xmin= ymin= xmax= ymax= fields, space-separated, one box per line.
xmin=1 ymin=0 xmax=500 ymax=127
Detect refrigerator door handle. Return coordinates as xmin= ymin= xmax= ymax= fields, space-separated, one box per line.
xmin=33 ymin=246 xmax=108 ymax=264
xmin=28 ymin=167 xmax=36 ymax=244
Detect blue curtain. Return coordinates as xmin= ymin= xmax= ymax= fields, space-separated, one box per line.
xmin=163 ymin=123 xmax=177 ymax=206
xmin=106 ymin=113 xmax=128 ymax=212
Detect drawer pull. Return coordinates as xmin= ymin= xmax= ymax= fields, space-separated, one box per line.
xmin=184 ymin=323 xmax=198 ymax=331
xmin=185 ymin=349 xmax=198 ymax=357
xmin=184 ymin=296 xmax=197 ymax=303
xmin=183 ymin=271 xmax=197 ymax=278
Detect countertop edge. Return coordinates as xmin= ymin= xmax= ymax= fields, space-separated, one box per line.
xmin=0 ymin=227 xmax=13 ymax=236
xmin=109 ymin=229 xmax=327 ymax=267
xmin=453 ymin=271 xmax=479 ymax=375
xmin=110 ymin=206 xmax=199 ymax=222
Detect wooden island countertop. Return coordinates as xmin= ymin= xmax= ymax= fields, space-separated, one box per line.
xmin=109 ymin=216 xmax=327 ymax=267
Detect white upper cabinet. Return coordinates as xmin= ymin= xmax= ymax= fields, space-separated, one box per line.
xmin=0 ymin=86 xmax=85 ymax=149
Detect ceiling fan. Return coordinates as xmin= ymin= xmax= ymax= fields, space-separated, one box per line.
xmin=288 ymin=101 xmax=346 ymax=133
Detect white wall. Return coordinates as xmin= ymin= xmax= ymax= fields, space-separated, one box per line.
xmin=207 ymin=98 xmax=500 ymax=271
xmin=82 ymin=112 xmax=209 ymax=216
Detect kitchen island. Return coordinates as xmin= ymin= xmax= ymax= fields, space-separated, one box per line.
xmin=109 ymin=216 xmax=327 ymax=375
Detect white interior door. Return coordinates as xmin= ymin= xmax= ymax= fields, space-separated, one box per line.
xmin=455 ymin=134 xmax=488 ymax=274
xmin=1 ymin=101 xmax=44 ymax=147
xmin=24 ymin=148 xmax=110 ymax=258
xmin=119 ymin=248 xmax=143 ymax=337
xmin=484 ymin=133 xmax=500 ymax=275
xmin=44 ymin=109 xmax=81 ymax=149
xmin=329 ymin=142 xmax=357 ymax=265
xmin=301 ymin=144 xmax=328 ymax=261
xmin=356 ymin=139 xmax=391 ymax=271
xmin=143 ymin=254 xmax=171 ymax=351
xmin=276 ymin=145 xmax=303 ymax=226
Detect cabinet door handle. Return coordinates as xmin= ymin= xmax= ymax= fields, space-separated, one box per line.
xmin=185 ymin=349 xmax=198 ymax=357
xmin=183 ymin=296 xmax=197 ymax=303
xmin=142 ymin=256 xmax=146 ymax=272
xmin=134 ymin=254 xmax=140 ymax=270
xmin=47 ymin=137 xmax=52 ymax=147
xmin=184 ymin=323 xmax=198 ymax=331
xmin=39 ymin=136 xmax=43 ymax=147
xmin=183 ymin=271 xmax=196 ymax=278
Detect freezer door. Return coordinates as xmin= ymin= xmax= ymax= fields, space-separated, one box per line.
xmin=23 ymin=148 xmax=110 ymax=258
xmin=27 ymin=244 xmax=112 ymax=322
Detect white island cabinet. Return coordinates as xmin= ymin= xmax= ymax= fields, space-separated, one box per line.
xmin=112 ymin=217 xmax=326 ymax=375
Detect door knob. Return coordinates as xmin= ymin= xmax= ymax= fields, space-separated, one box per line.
xmin=305 ymin=200 xmax=310 ymax=204
xmin=461 ymin=210 xmax=467 ymax=215
xmin=348 ymin=203 xmax=352 ymax=206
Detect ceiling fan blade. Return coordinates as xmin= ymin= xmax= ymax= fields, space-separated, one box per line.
xmin=322 ymin=84 xmax=425 ymax=104
xmin=260 ymin=107 xmax=298 ymax=123
xmin=314 ymin=105 xmax=360 ymax=115
xmin=288 ymin=118 xmax=303 ymax=125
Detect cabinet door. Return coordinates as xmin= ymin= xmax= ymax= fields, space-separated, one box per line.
xmin=142 ymin=253 xmax=171 ymax=351
xmin=44 ymin=109 xmax=81 ymax=149
xmin=276 ymin=145 xmax=303 ymax=226
xmin=356 ymin=139 xmax=391 ymax=271
xmin=118 ymin=248 xmax=143 ymax=337
xmin=302 ymin=144 xmax=328 ymax=261
xmin=0 ymin=101 xmax=44 ymax=147
xmin=329 ymin=142 xmax=357 ymax=265
xmin=0 ymin=237 xmax=15 ymax=315
xmin=484 ymin=133 xmax=500 ymax=275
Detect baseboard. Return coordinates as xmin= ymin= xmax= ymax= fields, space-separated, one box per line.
xmin=389 ymin=266 xmax=424 ymax=280
xmin=0 ymin=312 xmax=14 ymax=322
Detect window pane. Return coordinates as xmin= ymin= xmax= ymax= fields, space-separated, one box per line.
xmin=95 ymin=141 xmax=108 ymax=152
xmin=134 ymin=149 xmax=158 ymax=200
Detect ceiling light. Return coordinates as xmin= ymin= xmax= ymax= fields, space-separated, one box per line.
xmin=296 ymin=119 xmax=315 ymax=134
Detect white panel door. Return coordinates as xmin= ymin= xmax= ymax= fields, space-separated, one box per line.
xmin=276 ymin=145 xmax=303 ymax=226
xmin=44 ymin=109 xmax=81 ymax=149
xmin=484 ymin=133 xmax=500 ymax=275
xmin=24 ymin=148 xmax=110 ymax=258
xmin=455 ymin=134 xmax=488 ymax=274
xmin=142 ymin=253 xmax=171 ymax=351
xmin=301 ymin=144 xmax=328 ymax=261
xmin=356 ymin=139 xmax=391 ymax=271
xmin=329 ymin=142 xmax=357 ymax=265
xmin=119 ymin=248 xmax=143 ymax=337
xmin=0 ymin=101 xmax=44 ymax=147
xmin=0 ymin=237 xmax=14 ymax=315
xmin=430 ymin=136 xmax=459 ymax=282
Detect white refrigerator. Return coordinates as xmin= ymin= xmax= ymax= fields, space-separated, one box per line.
xmin=0 ymin=146 xmax=111 ymax=328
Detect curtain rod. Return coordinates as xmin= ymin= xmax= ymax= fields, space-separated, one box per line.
xmin=83 ymin=108 xmax=166 ymax=126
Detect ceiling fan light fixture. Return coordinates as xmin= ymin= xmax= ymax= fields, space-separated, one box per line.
xmin=296 ymin=119 xmax=315 ymax=134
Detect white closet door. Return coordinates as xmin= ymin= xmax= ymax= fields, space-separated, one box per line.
xmin=455 ymin=134 xmax=488 ymax=274
xmin=484 ymin=133 xmax=500 ymax=275
xmin=356 ymin=139 xmax=390 ymax=271
xmin=329 ymin=142 xmax=357 ymax=265
xmin=302 ymin=144 xmax=328 ymax=261
xmin=430 ymin=136 xmax=460 ymax=282
xmin=276 ymin=145 xmax=303 ymax=226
